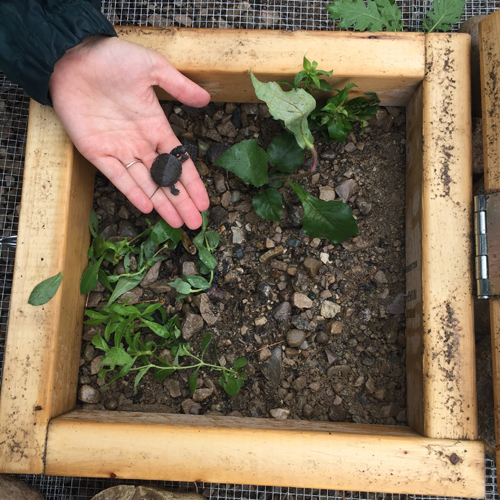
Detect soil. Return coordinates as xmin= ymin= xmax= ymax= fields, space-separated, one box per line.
xmin=77 ymin=101 xmax=407 ymax=425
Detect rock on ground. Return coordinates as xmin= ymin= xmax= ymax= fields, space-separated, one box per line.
xmin=91 ymin=486 xmax=205 ymax=500
xmin=0 ymin=476 xmax=46 ymax=500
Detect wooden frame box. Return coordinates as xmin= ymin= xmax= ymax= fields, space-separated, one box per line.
xmin=0 ymin=28 xmax=484 ymax=497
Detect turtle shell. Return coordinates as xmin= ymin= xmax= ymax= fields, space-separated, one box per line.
xmin=150 ymin=153 xmax=182 ymax=187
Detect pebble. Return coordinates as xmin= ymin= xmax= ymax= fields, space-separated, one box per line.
xmin=344 ymin=142 xmax=357 ymax=153
xmin=231 ymin=190 xmax=241 ymax=203
xmin=103 ymin=396 xmax=118 ymax=410
xmin=380 ymin=402 xmax=398 ymax=417
xmin=149 ymin=280 xmax=172 ymax=294
xmin=259 ymin=245 xmax=284 ymax=263
xmin=319 ymin=186 xmax=336 ymax=201
xmin=118 ymin=219 xmax=138 ymax=238
xmin=182 ymin=313 xmax=204 ymax=340
xmin=181 ymin=398 xmax=201 ymax=415
xmin=258 ymin=347 xmax=272 ymax=362
xmin=262 ymin=348 xmax=282 ymax=388
xmin=256 ymin=281 xmax=272 ymax=299
xmin=193 ymin=387 xmax=214 ymax=402
xmin=387 ymin=293 xmax=406 ymax=315
xmin=356 ymin=196 xmax=373 ymax=216
xmin=90 ymin=356 xmax=102 ymax=376
xmin=292 ymin=376 xmax=307 ymax=391
xmin=254 ymin=317 xmax=267 ymax=326
xmin=214 ymin=173 xmax=227 ymax=193
xmin=326 ymin=365 xmax=351 ymax=377
xmin=373 ymin=270 xmax=388 ymax=284
xmin=87 ymin=292 xmax=103 ymax=308
xmin=321 ymin=300 xmax=341 ymax=319
xmin=163 ymin=378 xmax=182 ymax=398
xmin=83 ymin=344 xmax=95 ymax=363
xmin=302 ymin=404 xmax=315 ymax=419
xmin=303 ymin=257 xmax=322 ymax=277
xmin=286 ymin=238 xmax=300 ymax=248
xmin=182 ymin=261 xmax=197 ymax=276
xmin=140 ymin=260 xmax=161 ymax=287
xmin=329 ymin=406 xmax=348 ymax=422
xmin=206 ymin=143 xmax=231 ymax=164
xmin=291 ymin=315 xmax=314 ymax=331
xmin=286 ymin=329 xmax=307 ymax=348
xmin=231 ymin=227 xmax=245 ymax=245
xmin=0 ymin=475 xmax=47 ymax=500
xmin=241 ymin=103 xmax=259 ymax=115
xmin=273 ymin=301 xmax=291 ymax=321
xmin=315 ymin=332 xmax=328 ymax=344
xmin=78 ymin=384 xmax=100 ymax=404
xmin=120 ymin=287 xmax=143 ymax=304
xmin=321 ymin=150 xmax=336 ymax=160
xmin=335 ymin=179 xmax=359 ymax=203
xmin=291 ymin=293 xmax=312 ymax=309
xmin=210 ymin=206 xmax=229 ymax=225
xmin=270 ymin=408 xmax=290 ymax=419
xmin=234 ymin=245 xmax=244 ymax=260
xmin=217 ymin=120 xmax=237 ymax=138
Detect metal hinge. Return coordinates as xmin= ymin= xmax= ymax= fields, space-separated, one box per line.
xmin=474 ymin=192 xmax=500 ymax=299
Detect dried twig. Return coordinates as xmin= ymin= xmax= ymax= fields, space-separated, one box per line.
xmin=254 ymin=340 xmax=285 ymax=353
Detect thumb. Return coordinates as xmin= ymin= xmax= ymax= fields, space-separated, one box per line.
xmin=151 ymin=51 xmax=211 ymax=107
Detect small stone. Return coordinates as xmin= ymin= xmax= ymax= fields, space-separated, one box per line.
xmin=120 ymin=287 xmax=143 ymax=304
xmin=335 ymin=179 xmax=359 ymax=203
xmin=214 ymin=173 xmax=227 ymax=193
xmin=302 ymin=404 xmax=314 ymax=419
xmin=315 ymin=331 xmax=328 ymax=344
xmin=258 ymin=347 xmax=272 ymax=362
xmin=255 ymin=316 xmax=267 ymax=326
xmin=206 ymin=143 xmax=231 ymax=164
xmin=396 ymin=409 xmax=407 ymax=422
xmin=90 ymin=356 xmax=102 ymax=375
xmin=78 ymin=384 xmax=100 ymax=404
xmin=333 ymin=395 xmax=342 ymax=405
xmin=286 ymin=238 xmax=300 ymax=248
xmin=210 ymin=206 xmax=229 ymax=225
xmin=381 ymin=402 xmax=398 ymax=417
xmin=217 ymin=120 xmax=237 ymax=138
xmin=354 ymin=375 xmax=365 ymax=387
xmin=292 ymin=376 xmax=307 ymax=391
xmin=373 ymin=270 xmax=388 ymax=284
xmin=241 ymin=103 xmax=259 ymax=115
xmin=193 ymin=387 xmax=214 ymax=402
xmin=118 ymin=220 xmax=138 ymax=238
xmin=234 ymin=245 xmax=244 ymax=260
xmin=149 ymin=279 xmax=172 ymax=294
xmin=291 ymin=315 xmax=314 ymax=331
xmin=117 ymin=206 xmax=130 ymax=219
xmin=231 ymin=190 xmax=241 ymax=203
xmin=356 ymin=196 xmax=373 ymax=216
xmin=344 ymin=142 xmax=357 ymax=153
xmin=303 ymin=257 xmax=322 ymax=277
xmin=0 ymin=476 xmax=46 ymax=500
xmin=140 ymin=260 xmax=161 ymax=287
xmin=291 ymin=293 xmax=313 ymax=309
xmin=321 ymin=300 xmax=341 ymax=319
xmin=87 ymin=292 xmax=103 ymax=308
xmin=182 ymin=261 xmax=198 ymax=276
xmin=221 ymin=191 xmax=232 ymax=208
xmin=181 ymin=398 xmax=201 ymax=414
xmin=270 ymin=408 xmax=290 ymax=419
xmin=163 ymin=378 xmax=182 ymax=398
xmin=83 ymin=344 xmax=95 ymax=363
xmin=324 ymin=348 xmax=338 ymax=364
xmin=259 ymin=245 xmax=284 ymax=263
xmin=182 ymin=313 xmax=204 ymax=340
xmin=103 ymin=396 xmax=118 ymax=411
xmin=231 ymin=227 xmax=245 ymax=245
xmin=286 ymin=329 xmax=307 ymax=348
xmin=256 ymin=281 xmax=272 ymax=299
xmin=273 ymin=301 xmax=291 ymax=321
xmin=329 ymin=406 xmax=348 ymax=422
xmin=326 ymin=365 xmax=351 ymax=377
xmin=309 ymin=382 xmax=321 ymax=392
xmin=97 ymin=197 xmax=115 ymax=216
xmin=265 ymin=237 xmax=275 ymax=249
xmin=321 ymin=150 xmax=337 ymax=160
xmin=365 ymin=376 xmax=376 ymax=394
xmin=374 ymin=388 xmax=386 ymax=400
xmin=319 ymin=186 xmax=336 ymax=201
xmin=387 ymin=293 xmax=406 ymax=315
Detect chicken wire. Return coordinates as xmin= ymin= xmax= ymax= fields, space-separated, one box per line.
xmin=1 ymin=0 xmax=499 ymax=498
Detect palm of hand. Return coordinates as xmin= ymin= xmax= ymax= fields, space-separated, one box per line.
xmin=49 ymin=37 xmax=211 ymax=229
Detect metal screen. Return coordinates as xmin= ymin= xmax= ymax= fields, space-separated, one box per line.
xmin=1 ymin=1 xmax=499 ymax=498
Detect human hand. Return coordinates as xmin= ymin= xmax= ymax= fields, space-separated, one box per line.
xmin=48 ymin=35 xmax=211 ymax=229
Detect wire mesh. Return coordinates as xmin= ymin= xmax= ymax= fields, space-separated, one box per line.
xmin=1 ymin=0 xmax=500 ymax=498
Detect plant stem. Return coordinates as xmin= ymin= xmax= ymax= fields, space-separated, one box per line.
xmin=267 ymin=171 xmax=313 ymax=185
xmin=310 ymin=145 xmax=318 ymax=172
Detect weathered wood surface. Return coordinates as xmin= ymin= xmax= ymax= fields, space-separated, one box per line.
xmin=46 ymin=410 xmax=485 ymax=497
xmin=0 ymin=102 xmax=95 ymax=473
xmin=405 ymin=34 xmax=477 ymax=440
xmin=116 ymin=27 xmax=425 ymax=105
xmin=479 ymin=9 xmax=500 ymax=485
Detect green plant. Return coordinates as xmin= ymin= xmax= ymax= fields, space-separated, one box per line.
xmin=87 ymin=302 xmax=247 ymax=395
xmin=214 ymin=57 xmax=378 ymax=244
xmin=326 ymin=0 xmax=465 ymax=33
xmin=80 ymin=209 xmax=181 ymax=304
xmin=168 ymin=212 xmax=220 ymax=300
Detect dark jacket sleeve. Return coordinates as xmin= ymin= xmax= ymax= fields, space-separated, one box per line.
xmin=0 ymin=0 xmax=117 ymax=105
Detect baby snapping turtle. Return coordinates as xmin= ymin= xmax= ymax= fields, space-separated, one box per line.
xmin=150 ymin=145 xmax=190 ymax=195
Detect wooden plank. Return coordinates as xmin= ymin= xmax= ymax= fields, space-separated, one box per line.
xmin=45 ymin=410 xmax=485 ymax=498
xmin=0 ymin=102 xmax=95 ymax=473
xmin=116 ymin=27 xmax=425 ymax=106
xmin=405 ymin=34 xmax=477 ymax=440
xmin=479 ymin=9 xmax=500 ymax=490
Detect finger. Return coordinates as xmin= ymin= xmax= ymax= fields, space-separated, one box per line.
xmin=97 ymin=156 xmax=153 ymax=214
xmin=151 ymin=52 xmax=211 ymax=108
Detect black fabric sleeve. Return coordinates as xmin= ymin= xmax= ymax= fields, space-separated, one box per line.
xmin=0 ymin=0 xmax=117 ymax=105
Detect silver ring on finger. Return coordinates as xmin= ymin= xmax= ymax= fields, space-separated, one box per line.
xmin=124 ymin=159 xmax=141 ymax=169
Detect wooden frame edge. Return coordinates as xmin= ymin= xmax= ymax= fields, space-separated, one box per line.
xmin=45 ymin=410 xmax=485 ymax=498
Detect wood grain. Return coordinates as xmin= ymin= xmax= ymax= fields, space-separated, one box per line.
xmin=116 ymin=27 xmax=425 ymax=106
xmin=0 ymin=102 xmax=95 ymax=473
xmin=405 ymin=34 xmax=477 ymax=440
xmin=46 ymin=410 xmax=485 ymax=498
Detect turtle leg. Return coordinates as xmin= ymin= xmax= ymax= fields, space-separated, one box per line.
xmin=170 ymin=185 xmax=180 ymax=196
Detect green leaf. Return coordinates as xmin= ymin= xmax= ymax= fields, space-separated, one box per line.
xmin=28 ymin=272 xmax=63 ymax=306
xmin=200 ymin=333 xmax=212 ymax=358
xmin=326 ymin=0 xmax=403 ymax=31
xmin=154 ymin=366 xmax=175 ymax=383
xmin=266 ymin=132 xmax=305 ymax=172
xmin=215 ymin=140 xmax=268 ymax=187
xmin=141 ymin=236 xmax=156 ymax=262
xmin=234 ymin=357 xmax=248 ymax=370
xmin=142 ymin=318 xmax=171 ymax=339
xmin=188 ymin=367 xmax=200 ymax=395
xmin=422 ymin=0 xmax=465 ymax=32
xmin=291 ymin=182 xmax=358 ymax=243
xmin=252 ymin=189 xmax=283 ymax=222
xmin=218 ymin=375 xmax=245 ymax=395
xmin=185 ymin=275 xmax=212 ymax=290
xmin=92 ymin=333 xmax=109 ymax=352
xmin=108 ymin=272 xmax=146 ymax=305
xmin=89 ymin=209 xmax=99 ymax=238
xmin=152 ymin=219 xmax=182 ymax=246
xmin=94 ymin=236 xmax=117 ymax=259
xmin=197 ymin=246 xmax=217 ymax=272
xmin=251 ymin=71 xmax=316 ymax=150
xmin=327 ymin=113 xmax=353 ymax=143
xmin=169 ymin=278 xmax=193 ymax=296
xmin=134 ymin=366 xmax=149 ymax=388
xmin=98 ymin=269 xmax=113 ymax=293
xmin=205 ymin=231 xmax=220 ymax=250
xmin=80 ymin=256 xmax=105 ymax=294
